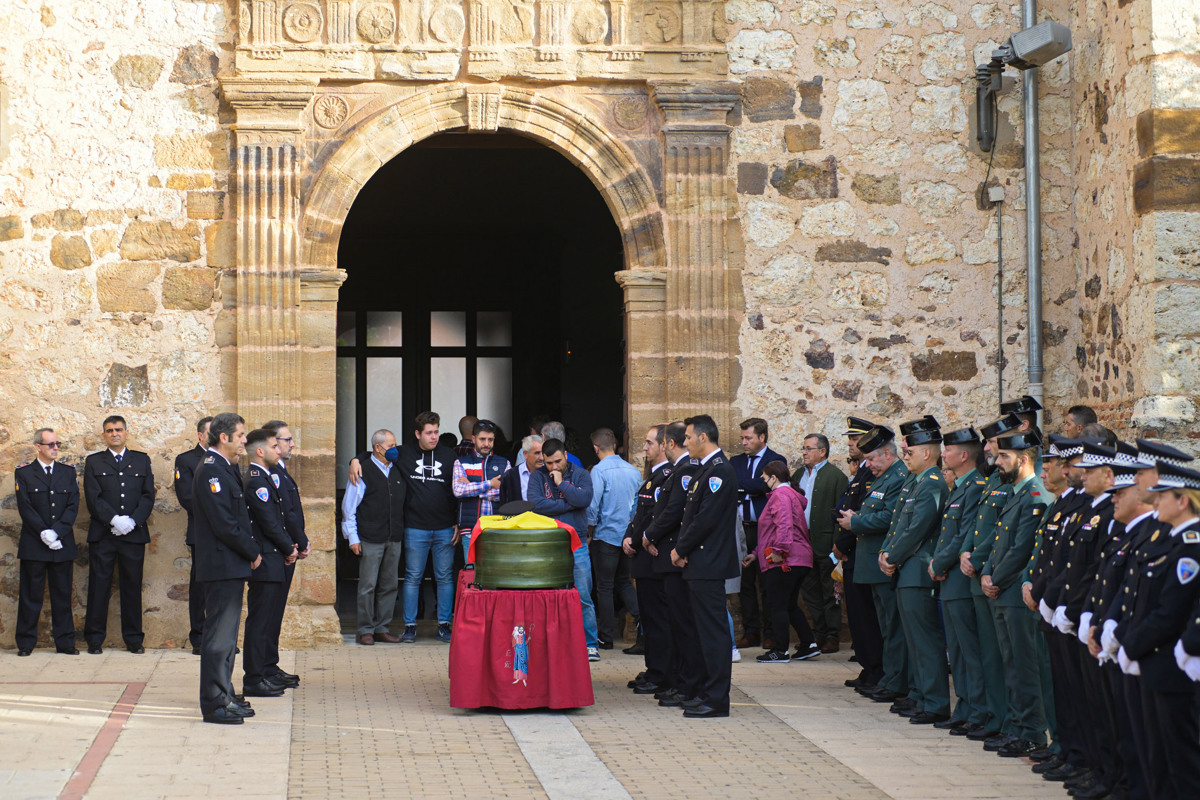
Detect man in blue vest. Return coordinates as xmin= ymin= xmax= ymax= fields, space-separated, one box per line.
xmin=452 ymin=419 xmax=510 ymax=562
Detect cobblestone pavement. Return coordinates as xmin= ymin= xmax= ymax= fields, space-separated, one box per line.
xmin=1 ymin=633 xmax=1070 ymax=800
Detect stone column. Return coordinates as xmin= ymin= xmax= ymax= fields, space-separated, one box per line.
xmin=615 ymin=269 xmax=667 ymax=450
xmin=651 ymin=82 xmax=741 ymax=438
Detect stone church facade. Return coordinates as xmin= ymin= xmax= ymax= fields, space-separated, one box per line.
xmin=0 ymin=0 xmax=1195 ymax=647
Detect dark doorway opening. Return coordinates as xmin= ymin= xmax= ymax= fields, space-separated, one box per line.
xmin=334 ymin=132 xmax=626 ymax=629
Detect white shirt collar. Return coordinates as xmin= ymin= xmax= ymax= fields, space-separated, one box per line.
xmin=700 ymin=449 xmax=719 ymax=465
xmin=673 ymin=452 xmax=690 ymax=465
xmin=1170 ymin=517 xmax=1200 ymax=537
xmin=109 ymin=447 xmax=127 ymax=458
xmin=207 ymin=448 xmax=231 ymax=465
xmin=1126 ymin=510 xmax=1156 ymax=532
xmin=1091 ymin=492 xmax=1110 ymax=508
xmin=651 ymin=459 xmax=669 ymax=472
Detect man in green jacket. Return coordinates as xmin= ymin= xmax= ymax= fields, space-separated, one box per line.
xmin=838 ymin=426 xmax=910 ymax=703
xmin=982 ymin=430 xmax=1051 ymax=757
xmin=881 ymin=416 xmax=951 ymax=723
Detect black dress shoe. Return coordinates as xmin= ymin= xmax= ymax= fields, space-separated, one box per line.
xmin=1032 ymin=756 xmax=1065 ymax=774
xmin=627 ymin=672 xmax=649 ymax=689
xmin=1071 ymin=779 xmax=1112 ymax=799
xmin=983 ymin=733 xmax=1019 ymax=751
xmin=934 ymin=717 xmax=965 ymax=730
xmin=949 ymin=722 xmax=979 ymax=737
xmin=87 ymin=645 xmax=103 ymax=655
xmin=633 ymin=683 xmax=664 ymax=695
xmin=657 ymin=692 xmax=683 ymax=707
xmin=622 ymin=640 xmax=645 ymax=655
xmin=227 ymin=702 xmax=255 ymax=718
xmin=17 ymin=649 xmax=32 ymax=657
xmin=56 ymin=647 xmax=80 ymax=655
xmin=682 ymin=704 xmax=728 ymax=718
xmin=126 ymin=644 xmax=145 ymax=654
xmin=272 ymin=669 xmax=299 ymax=683
xmin=869 ymin=689 xmax=902 ymax=702
xmin=203 ymin=706 xmax=245 ymax=725
xmin=242 ymin=681 xmax=285 ymax=698
xmin=652 ymin=689 xmax=676 ymax=701
xmin=853 ymin=683 xmax=879 ymax=696
xmin=966 ymin=726 xmax=999 ymax=741
xmin=269 ymin=673 xmax=300 ymax=688
xmin=998 ymin=738 xmax=1041 ymax=757
xmin=1027 ymin=746 xmax=1057 ymax=762
xmin=262 ymin=677 xmax=290 ymax=692
xmin=889 ymin=698 xmax=917 ymax=714
xmin=910 ymin=711 xmax=950 ymax=725
xmin=680 ymin=696 xmax=704 ymax=709
xmin=1043 ymin=763 xmax=1088 ymax=782
xmin=192 ymin=645 xmax=201 ymax=655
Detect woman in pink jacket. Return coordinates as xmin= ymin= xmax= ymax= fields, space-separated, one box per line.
xmin=742 ymin=461 xmax=818 ymax=663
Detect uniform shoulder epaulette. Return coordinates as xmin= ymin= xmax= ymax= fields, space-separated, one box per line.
xmin=203 ymin=455 xmax=215 ymax=464
xmin=1184 ymin=530 xmax=1200 ymax=545
xmin=975 ymin=479 xmax=987 ymax=485
xmin=712 ymin=455 xmax=724 ymax=464
xmin=688 ymin=458 xmax=699 ymax=465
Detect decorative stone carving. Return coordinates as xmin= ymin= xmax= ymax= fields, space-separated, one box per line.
xmin=313 ymin=95 xmax=349 ymax=129
xmin=613 ymin=95 xmax=648 ymax=131
xmin=466 ymin=87 xmax=503 ymax=131
xmin=357 ymin=4 xmax=396 ymax=44
xmin=572 ymin=4 xmax=609 ymax=45
xmin=643 ymin=6 xmax=680 ymax=43
xmin=429 ymin=5 xmax=466 ymax=44
xmin=282 ymin=3 xmax=323 ymax=43
xmin=240 ymin=2 xmax=252 ymax=41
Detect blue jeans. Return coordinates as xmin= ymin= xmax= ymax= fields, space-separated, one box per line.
xmin=572 ymin=545 xmax=599 ymax=648
xmin=403 ymin=528 xmax=455 ymax=626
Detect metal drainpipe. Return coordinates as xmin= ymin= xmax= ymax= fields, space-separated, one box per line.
xmin=1023 ymin=0 xmax=1045 ymax=419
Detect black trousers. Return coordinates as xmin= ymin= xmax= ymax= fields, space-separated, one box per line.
xmin=263 ymin=561 xmax=295 ymax=677
xmin=635 ymin=575 xmax=673 ymax=688
xmin=1104 ymin=664 xmax=1150 ymax=800
xmin=685 ymin=578 xmax=732 ymax=714
xmin=590 ymin=540 xmax=639 ymax=645
xmin=1143 ymin=686 xmax=1200 ymax=800
xmin=84 ymin=537 xmax=145 ymax=648
xmin=762 ymin=566 xmax=816 ymax=653
xmin=661 ymin=571 xmax=703 ymax=700
xmin=200 ymin=579 xmax=244 ymax=715
xmin=16 ymin=559 xmax=75 ymax=651
xmin=843 ymin=569 xmax=883 ymax=684
xmin=187 ymin=545 xmax=206 ymax=649
xmin=1078 ymin=641 xmax=1121 ymax=789
xmin=738 ymin=522 xmax=766 ymax=639
xmin=243 ymin=579 xmax=284 ymax=686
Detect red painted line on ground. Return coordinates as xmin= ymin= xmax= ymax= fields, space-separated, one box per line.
xmin=57 ymin=681 xmax=146 ymax=800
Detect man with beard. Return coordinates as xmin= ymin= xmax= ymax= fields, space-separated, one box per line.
xmin=452 ymin=419 xmax=510 ymax=561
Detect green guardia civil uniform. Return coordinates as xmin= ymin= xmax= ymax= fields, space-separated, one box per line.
xmin=965 ymin=468 xmax=1013 ymax=733
xmin=851 ymin=458 xmax=910 ymax=695
xmin=881 ymin=465 xmax=951 ymax=715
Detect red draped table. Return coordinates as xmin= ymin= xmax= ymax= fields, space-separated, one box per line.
xmin=448 ymin=569 xmax=594 ymax=710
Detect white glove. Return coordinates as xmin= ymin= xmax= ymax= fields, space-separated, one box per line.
xmin=40 ymin=529 xmax=63 ymax=550
xmin=111 ymin=515 xmax=136 ymax=535
xmin=1078 ymin=612 xmax=1093 ymax=645
xmin=1185 ymin=655 xmax=1200 ymax=683
xmin=1038 ymin=598 xmax=1054 ymax=624
xmin=1101 ymin=619 xmax=1120 ymax=656
xmin=1052 ymin=606 xmax=1075 ymax=635
xmin=1176 ymin=639 xmax=1190 ymax=671
xmin=1117 ymin=646 xmax=1140 ymax=676
xmin=1098 ymin=649 xmax=1114 ymax=665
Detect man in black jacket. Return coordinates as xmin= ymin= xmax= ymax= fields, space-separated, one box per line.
xmin=175 ymin=416 xmax=213 ymax=654
xmin=499 ymin=435 xmax=543 ymax=506
xmin=193 ymin=413 xmax=262 ymax=725
xmin=83 ymin=415 xmax=156 ymax=654
xmin=263 ymin=419 xmax=308 ymax=687
xmin=671 ymin=414 xmax=739 ymax=718
xmin=622 ymin=424 xmax=673 ymax=682
xmin=14 ymin=428 xmax=81 ymax=656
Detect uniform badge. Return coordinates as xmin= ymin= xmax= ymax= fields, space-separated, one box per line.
xmin=208 ymin=477 xmax=221 ymax=493
xmin=681 ymin=476 xmax=692 ymax=491
xmin=654 ymin=487 xmax=662 ymax=502
xmin=1054 ymin=512 xmax=1062 ymax=522
xmin=255 ymin=487 xmax=270 ymax=503
xmin=1178 ymin=557 xmax=1199 ymax=585
xmin=1183 ymin=531 xmax=1200 ymax=545
xmin=175 ymin=469 xmax=181 ymax=480
xmin=870 ymin=491 xmax=885 ymax=499
xmin=1151 ymin=531 xmax=1160 ymax=542
xmin=1090 ymin=515 xmax=1101 ymax=526
xmin=271 ymin=473 xmax=281 ymax=489
xmin=709 ymin=477 xmax=723 ymax=492
xmin=1033 ymin=508 xmax=1044 ymax=516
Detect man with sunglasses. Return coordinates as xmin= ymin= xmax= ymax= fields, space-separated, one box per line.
xmin=14 ymin=429 xmax=81 ymax=656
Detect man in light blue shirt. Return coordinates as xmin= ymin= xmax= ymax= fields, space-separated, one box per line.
xmin=796 ymin=448 xmax=825 ymax=527
xmin=586 ymin=427 xmax=643 ymax=649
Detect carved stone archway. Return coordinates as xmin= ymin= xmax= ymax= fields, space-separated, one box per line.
xmin=221 ymin=1 xmax=743 ymax=645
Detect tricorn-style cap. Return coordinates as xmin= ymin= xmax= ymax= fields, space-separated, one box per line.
xmin=1077 ymin=442 xmax=1116 ymax=469
xmin=996 ymin=430 xmax=1044 ymax=451
xmin=1000 ymin=394 xmax=1043 ymax=415
xmin=1150 ymin=462 xmax=1200 ymax=492
xmin=1110 ymin=465 xmax=1139 ymax=489
xmin=856 ymin=425 xmax=895 ymax=455
xmin=942 ymin=427 xmax=981 ymax=446
xmin=844 ymin=416 xmax=876 ymax=436
xmin=1113 ymin=441 xmax=1153 ymax=470
xmin=980 ymin=413 xmax=1022 ymax=440
xmin=899 ymin=415 xmax=940 ymax=436
xmin=1136 ymin=438 xmax=1195 ymax=470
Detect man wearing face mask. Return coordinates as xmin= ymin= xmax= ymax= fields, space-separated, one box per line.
xmin=341 ymin=429 xmax=406 ymax=646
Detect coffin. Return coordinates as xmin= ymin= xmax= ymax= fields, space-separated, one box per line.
xmin=472 ymin=526 xmax=574 ymax=590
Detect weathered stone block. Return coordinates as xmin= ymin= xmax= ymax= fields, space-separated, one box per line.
xmin=154 ymin=132 xmax=229 ymax=171
xmin=744 ymin=199 xmax=795 ymax=247
xmin=831 ymin=379 xmax=862 ymax=401
xmin=817 ymin=240 xmax=891 ymax=265
xmin=905 ymin=232 xmax=956 ymax=265
xmin=186 ymin=191 xmax=225 ymax=220
xmin=737 ymin=162 xmax=768 ymax=195
xmin=162 ymin=267 xmax=217 ymax=310
xmin=1154 ymin=283 xmax=1200 ymax=339
xmin=1138 ymin=109 xmax=1200 ymax=158
xmin=805 ymin=339 xmax=834 ymax=369
xmin=33 ymin=209 xmax=85 ymax=231
xmin=0 ymin=215 xmax=23 ymax=241
xmin=50 ymin=234 xmax=92 ymax=270
xmin=166 ymin=173 xmax=214 ymax=190
xmin=111 ymin=55 xmax=163 ymax=90
xmin=98 ymin=262 xmax=160 ymax=312
xmin=830 ymin=271 xmax=889 ymax=309
xmin=851 ymin=174 xmax=900 ymax=204
xmin=905 ymin=181 xmax=963 ymax=221
xmin=1133 ymin=158 xmax=1200 ymax=213
xmin=770 ymin=156 xmax=838 ymax=200
xmin=911 ymin=351 xmax=978 ymax=382
xmin=169 ymin=45 xmax=218 ymax=85
xmin=121 ymin=221 xmax=201 ymax=262
xmin=91 ymin=229 xmax=119 ymax=258
xmin=798 ymin=201 xmax=855 ymax=237
xmin=784 ymin=124 xmax=821 ymax=152
xmin=832 ymin=79 xmax=892 ymax=132
xmin=815 ymin=38 xmax=859 ymax=69
xmin=798 ymin=77 xmax=823 ymax=119
xmin=205 ymin=221 xmax=236 ymax=268
xmin=100 ymin=363 xmax=151 ymax=407
xmin=742 ymin=77 xmax=795 ymax=122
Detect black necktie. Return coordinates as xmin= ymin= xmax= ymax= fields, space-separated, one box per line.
xmin=45 ymin=465 xmax=52 ymax=476
xmin=115 ymin=452 xmax=123 ymax=465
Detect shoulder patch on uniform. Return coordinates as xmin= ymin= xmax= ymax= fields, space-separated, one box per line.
xmin=680 ymin=475 xmax=692 ymax=491
xmin=271 ymin=473 xmax=281 ymax=488
xmin=255 ymin=487 xmax=270 ymax=503
xmin=654 ymin=486 xmax=662 ymax=502
xmin=929 ymin=473 xmax=940 ymax=481
xmin=1178 ymin=557 xmax=1199 ymax=586
xmin=175 ymin=469 xmax=181 ymax=480
xmin=1184 ymin=530 xmax=1200 ymax=545
xmin=975 ymin=479 xmax=987 ymax=485
xmin=709 ymin=477 xmax=723 ymax=492
xmin=203 ymin=455 xmax=215 ymax=464
xmin=208 ymin=477 xmax=221 ymax=493
xmin=1033 ymin=508 xmax=1044 ymax=516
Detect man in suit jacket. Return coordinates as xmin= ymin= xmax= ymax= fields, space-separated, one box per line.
xmin=264 ymin=420 xmax=308 ymax=688
xmin=792 ymin=433 xmax=849 ymax=653
xmin=499 ymin=434 xmax=543 ymax=507
xmin=83 ymin=415 xmax=157 ymax=654
xmin=194 ymin=413 xmax=262 ymax=725
xmin=14 ymin=428 xmax=81 ymax=656
xmin=671 ymin=414 xmax=739 ymax=718
xmin=175 ymin=416 xmax=213 ymax=654
xmin=730 ymin=418 xmax=787 ymax=648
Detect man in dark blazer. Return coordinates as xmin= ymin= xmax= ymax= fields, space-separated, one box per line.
xmin=14 ymin=428 xmax=81 ymax=656
xmin=264 ymin=420 xmax=308 ymax=688
xmin=671 ymin=414 xmax=739 ymax=718
xmin=792 ymin=433 xmax=849 ymax=653
xmin=193 ymin=413 xmax=261 ymax=725
xmin=83 ymin=415 xmax=156 ymax=654
xmin=730 ymin=418 xmax=787 ymax=648
xmin=499 ymin=435 xmax=544 ymax=507
xmin=174 ymin=416 xmax=213 ymax=654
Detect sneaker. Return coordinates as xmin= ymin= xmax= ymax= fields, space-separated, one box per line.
xmin=436 ymin=624 xmax=452 ymax=643
xmin=731 ymin=647 xmax=742 ymax=663
xmin=755 ymin=650 xmax=791 ymax=663
xmin=587 ymin=647 xmax=600 ymax=662
xmin=792 ymin=642 xmax=821 ymax=661
xmin=400 ymin=625 xmax=416 ymax=643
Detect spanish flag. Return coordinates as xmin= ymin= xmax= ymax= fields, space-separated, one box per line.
xmin=467 ymin=511 xmax=583 ymax=565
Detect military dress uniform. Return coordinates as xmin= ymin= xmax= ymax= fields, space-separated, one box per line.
xmin=193 ymin=451 xmax=262 ymax=722
xmin=835 ymin=416 xmax=882 ymax=688
xmin=14 ymin=459 xmax=80 ymax=654
xmin=83 ymin=447 xmax=156 ymax=652
xmin=674 ymin=449 xmax=739 ymax=717
xmin=623 ymin=460 xmax=673 ymax=693
xmin=269 ymin=460 xmax=308 ymax=684
xmin=174 ymin=443 xmax=208 ymax=651
xmin=243 ymin=462 xmax=296 ymax=695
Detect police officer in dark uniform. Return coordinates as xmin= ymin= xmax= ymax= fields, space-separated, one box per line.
xmin=83 ymin=414 xmax=157 ymax=654
xmin=834 ymin=416 xmax=882 ymax=690
xmin=242 ymin=429 xmax=297 ymax=698
xmin=14 ymin=428 xmax=80 ymax=656
xmin=622 ymin=424 xmax=674 ymax=694
xmin=264 ymin=420 xmax=308 ymax=688
xmin=671 ymin=414 xmax=739 ymax=719
xmin=175 ymin=416 xmax=213 ymax=655
xmin=193 ymin=413 xmax=262 ymax=725
xmin=643 ymin=422 xmax=702 ymax=708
